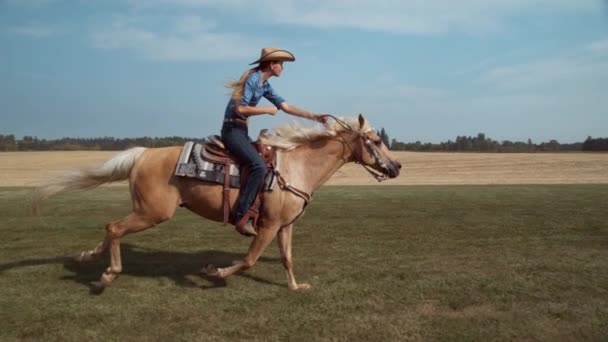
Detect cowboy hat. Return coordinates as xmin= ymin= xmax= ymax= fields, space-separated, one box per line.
xmin=249 ymin=47 xmax=295 ymax=65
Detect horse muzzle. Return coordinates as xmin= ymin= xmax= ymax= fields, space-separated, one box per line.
xmin=385 ymin=160 xmax=401 ymax=178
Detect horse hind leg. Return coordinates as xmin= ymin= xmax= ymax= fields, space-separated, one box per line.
xmin=74 ymin=208 xmax=166 ymax=265
xmin=89 ymin=212 xmax=165 ymax=293
xmin=73 ymin=213 xmax=149 ymax=264
xmin=74 ymin=240 xmax=108 ymax=263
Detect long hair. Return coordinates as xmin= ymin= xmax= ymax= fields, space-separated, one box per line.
xmin=225 ymin=61 xmax=270 ymax=103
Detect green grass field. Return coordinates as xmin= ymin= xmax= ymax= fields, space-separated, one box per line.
xmin=1 ymin=185 xmax=607 ymax=341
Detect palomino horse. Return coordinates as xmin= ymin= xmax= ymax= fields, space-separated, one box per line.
xmin=32 ymin=115 xmax=401 ymax=292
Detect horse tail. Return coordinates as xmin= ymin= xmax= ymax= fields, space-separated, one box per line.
xmin=32 ymin=147 xmax=147 ymax=214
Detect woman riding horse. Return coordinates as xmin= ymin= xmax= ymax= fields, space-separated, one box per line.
xmin=32 ymin=115 xmax=402 ymax=292
xmin=223 ymin=47 xmax=328 ymax=237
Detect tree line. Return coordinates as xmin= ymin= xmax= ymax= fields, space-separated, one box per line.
xmin=0 ymin=135 xmax=204 ymax=151
xmin=378 ymin=130 xmax=606 ymax=152
xmin=1 ymin=132 xmax=607 ymax=152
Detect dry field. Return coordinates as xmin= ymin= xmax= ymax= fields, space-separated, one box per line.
xmin=1 ymin=151 xmax=607 ymax=186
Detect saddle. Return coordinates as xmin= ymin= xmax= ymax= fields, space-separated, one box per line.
xmin=175 ymin=130 xmax=278 ymax=229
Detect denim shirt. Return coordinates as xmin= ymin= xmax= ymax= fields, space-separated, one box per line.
xmin=224 ymin=70 xmax=286 ymax=121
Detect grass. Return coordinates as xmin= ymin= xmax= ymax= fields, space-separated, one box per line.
xmin=1 ymin=185 xmax=607 ymax=341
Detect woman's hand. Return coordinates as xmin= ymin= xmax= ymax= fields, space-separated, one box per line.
xmin=314 ymin=114 xmax=330 ymax=124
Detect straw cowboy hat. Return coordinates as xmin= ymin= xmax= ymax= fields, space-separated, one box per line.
xmin=249 ymin=47 xmax=295 ymax=65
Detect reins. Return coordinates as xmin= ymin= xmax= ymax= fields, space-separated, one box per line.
xmin=326 ymin=115 xmax=353 ymax=132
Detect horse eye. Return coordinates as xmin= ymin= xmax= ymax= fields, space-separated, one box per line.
xmin=374 ymin=140 xmax=382 ymax=146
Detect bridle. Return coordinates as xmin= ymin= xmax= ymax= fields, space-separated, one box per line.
xmin=326 ymin=115 xmax=390 ymax=182
xmin=357 ymin=134 xmax=390 ymax=182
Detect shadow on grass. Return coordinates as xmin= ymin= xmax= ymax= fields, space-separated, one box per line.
xmin=0 ymin=243 xmax=283 ymax=292
xmin=0 ymin=256 xmax=72 ymax=272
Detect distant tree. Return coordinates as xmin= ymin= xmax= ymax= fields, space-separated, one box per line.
xmin=473 ymin=133 xmax=485 ymax=151
xmin=388 ymin=133 xmax=585 ymax=153
xmin=501 ymin=140 xmax=514 ymax=152
xmin=540 ymin=139 xmax=560 ymax=151
xmin=379 ymin=128 xmax=390 ymax=148
xmin=583 ymin=136 xmax=608 ymax=151
xmin=0 ymin=134 xmax=17 ymax=151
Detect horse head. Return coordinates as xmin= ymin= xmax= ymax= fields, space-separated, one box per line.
xmin=347 ymin=114 xmax=402 ymax=181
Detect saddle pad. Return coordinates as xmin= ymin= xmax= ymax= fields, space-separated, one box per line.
xmin=174 ymin=141 xmax=278 ymax=190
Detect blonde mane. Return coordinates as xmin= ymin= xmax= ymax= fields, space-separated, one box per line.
xmin=260 ymin=116 xmax=373 ymax=150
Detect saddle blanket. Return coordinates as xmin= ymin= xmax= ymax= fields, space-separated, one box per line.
xmin=174 ymin=141 xmax=278 ymax=191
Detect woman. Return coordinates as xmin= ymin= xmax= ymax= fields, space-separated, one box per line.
xmin=222 ymin=47 xmax=328 ymax=237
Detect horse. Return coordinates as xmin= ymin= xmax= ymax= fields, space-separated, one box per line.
xmin=32 ymin=114 xmax=401 ymax=292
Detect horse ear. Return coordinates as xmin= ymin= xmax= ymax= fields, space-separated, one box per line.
xmin=358 ymin=114 xmax=365 ymax=128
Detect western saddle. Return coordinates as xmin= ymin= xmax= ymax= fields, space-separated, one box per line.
xmin=200 ymin=131 xmax=277 ymax=230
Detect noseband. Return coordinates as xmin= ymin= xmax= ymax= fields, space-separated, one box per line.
xmin=356 ymin=133 xmax=390 ymax=182
xmin=327 ymin=115 xmax=390 ymax=182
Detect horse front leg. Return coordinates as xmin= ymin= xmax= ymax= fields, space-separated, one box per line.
xmin=203 ymin=224 xmax=280 ymax=279
xmin=277 ymin=224 xmax=310 ymax=290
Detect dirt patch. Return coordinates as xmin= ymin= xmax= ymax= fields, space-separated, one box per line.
xmin=1 ymin=151 xmax=607 ymax=186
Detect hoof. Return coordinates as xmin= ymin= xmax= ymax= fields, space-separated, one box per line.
xmin=290 ymin=283 xmax=312 ymax=291
xmin=74 ymin=251 xmax=100 ymax=263
xmin=201 ymin=264 xmax=222 ymax=278
xmin=201 ymin=264 xmax=217 ymax=275
xmin=74 ymin=252 xmax=88 ymax=263
xmin=89 ymin=281 xmax=106 ymax=295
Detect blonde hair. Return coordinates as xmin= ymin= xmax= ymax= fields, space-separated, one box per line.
xmin=225 ymin=61 xmax=271 ymax=103
xmin=226 ymin=67 xmax=258 ymax=103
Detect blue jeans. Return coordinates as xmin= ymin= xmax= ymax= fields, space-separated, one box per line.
xmin=221 ymin=122 xmax=266 ymax=222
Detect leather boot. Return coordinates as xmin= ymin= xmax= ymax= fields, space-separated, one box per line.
xmin=235 ymin=220 xmax=257 ymax=237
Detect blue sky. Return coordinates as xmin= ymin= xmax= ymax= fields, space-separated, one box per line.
xmin=1 ymin=0 xmax=607 ymax=143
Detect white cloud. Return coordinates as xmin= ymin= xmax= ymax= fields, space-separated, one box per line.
xmin=173 ymin=15 xmax=216 ymax=34
xmin=479 ymin=53 xmax=608 ymax=90
xmin=90 ymin=15 xmax=261 ymax=61
xmin=587 ymin=38 xmax=608 ymax=54
xmin=277 ymin=0 xmax=600 ymax=34
xmin=7 ymin=24 xmax=58 ymax=38
xmin=126 ymin=0 xmax=245 ymax=6
xmin=124 ymin=0 xmax=600 ymax=35
xmin=395 ymin=85 xmax=446 ymax=100
xmin=3 ymin=0 xmax=57 ymax=7
xmin=88 ymin=0 xmax=604 ymax=63
xmin=370 ymin=39 xmax=608 ymax=142
xmin=372 ymin=74 xmax=447 ymax=101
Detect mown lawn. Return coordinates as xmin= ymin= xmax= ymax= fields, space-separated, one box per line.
xmin=1 ymin=185 xmax=607 ymax=341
